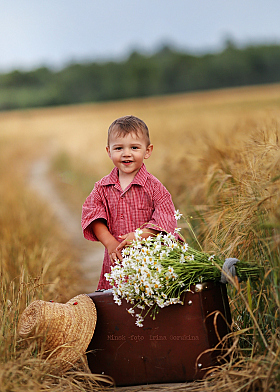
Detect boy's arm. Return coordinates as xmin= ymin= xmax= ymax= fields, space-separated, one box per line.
xmin=90 ymin=219 xmax=122 ymax=262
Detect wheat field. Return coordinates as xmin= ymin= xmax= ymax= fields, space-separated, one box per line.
xmin=1 ymin=83 xmax=280 ymax=391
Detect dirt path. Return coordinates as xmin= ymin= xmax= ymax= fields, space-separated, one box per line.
xmin=28 ymin=157 xmax=104 ymax=293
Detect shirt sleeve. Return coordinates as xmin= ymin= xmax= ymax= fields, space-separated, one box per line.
xmin=81 ymin=183 xmax=108 ymax=241
xmin=142 ymin=180 xmax=181 ymax=239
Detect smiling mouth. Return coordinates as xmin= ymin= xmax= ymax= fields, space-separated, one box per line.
xmin=122 ymin=160 xmax=133 ymax=164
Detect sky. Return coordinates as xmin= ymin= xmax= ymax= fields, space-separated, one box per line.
xmin=1 ymin=0 xmax=280 ymax=72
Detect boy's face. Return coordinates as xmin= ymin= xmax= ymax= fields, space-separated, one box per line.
xmin=106 ymin=131 xmax=153 ymax=178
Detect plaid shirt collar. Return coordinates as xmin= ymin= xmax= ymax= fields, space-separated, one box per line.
xmin=101 ymin=163 xmax=148 ymax=188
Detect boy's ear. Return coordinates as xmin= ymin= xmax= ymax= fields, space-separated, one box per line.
xmin=106 ymin=145 xmax=111 ymax=158
xmin=144 ymin=144 xmax=153 ymax=160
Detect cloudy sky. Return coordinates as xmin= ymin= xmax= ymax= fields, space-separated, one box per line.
xmin=1 ymin=0 xmax=280 ymax=72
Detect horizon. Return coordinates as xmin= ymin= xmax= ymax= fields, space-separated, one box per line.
xmin=1 ymin=39 xmax=279 ymax=75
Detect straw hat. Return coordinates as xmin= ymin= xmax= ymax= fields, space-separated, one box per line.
xmin=18 ymin=294 xmax=97 ymax=371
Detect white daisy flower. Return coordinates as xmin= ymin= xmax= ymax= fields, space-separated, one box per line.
xmin=135 ymin=228 xmax=143 ymax=240
xmin=174 ymin=210 xmax=183 ymax=221
xmin=181 ymin=243 xmax=189 ymax=253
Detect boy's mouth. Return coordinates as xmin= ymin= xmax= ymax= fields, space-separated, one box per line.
xmin=122 ymin=160 xmax=133 ymax=164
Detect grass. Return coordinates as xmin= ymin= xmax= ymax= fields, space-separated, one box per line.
xmin=0 ymin=141 xmax=112 ymax=390
xmin=0 ymin=83 xmax=280 ymax=390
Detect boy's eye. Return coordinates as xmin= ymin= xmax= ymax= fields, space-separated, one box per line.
xmin=132 ymin=146 xmax=139 ymax=150
xmin=114 ymin=147 xmax=122 ymax=150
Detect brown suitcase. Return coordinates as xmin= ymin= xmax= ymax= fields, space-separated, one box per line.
xmin=87 ymin=281 xmax=231 ymax=386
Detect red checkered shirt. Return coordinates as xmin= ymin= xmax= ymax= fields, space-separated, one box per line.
xmin=81 ymin=164 xmax=179 ymax=290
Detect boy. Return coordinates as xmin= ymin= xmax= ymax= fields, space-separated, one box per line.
xmin=81 ymin=115 xmax=180 ymax=290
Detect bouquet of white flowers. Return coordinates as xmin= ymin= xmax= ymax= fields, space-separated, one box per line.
xmin=105 ymin=212 xmax=262 ymax=327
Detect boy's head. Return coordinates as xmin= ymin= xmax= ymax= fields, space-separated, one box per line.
xmin=107 ymin=115 xmax=151 ymax=147
xmin=106 ymin=115 xmax=153 ymax=178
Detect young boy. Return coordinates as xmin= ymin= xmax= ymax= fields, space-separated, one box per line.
xmin=81 ymin=115 xmax=180 ymax=290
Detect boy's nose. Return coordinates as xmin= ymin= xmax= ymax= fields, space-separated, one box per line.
xmin=122 ymin=148 xmax=131 ymax=156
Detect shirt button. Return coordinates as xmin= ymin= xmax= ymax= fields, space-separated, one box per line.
xmin=120 ymin=214 xmax=124 ymax=219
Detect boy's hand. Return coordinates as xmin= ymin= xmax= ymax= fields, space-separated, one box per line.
xmin=107 ymin=238 xmax=123 ymax=264
xmin=116 ymin=232 xmax=136 ymax=253
xmin=117 ymin=228 xmax=159 ymax=254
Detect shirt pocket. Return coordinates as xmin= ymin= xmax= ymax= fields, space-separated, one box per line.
xmin=131 ymin=207 xmax=153 ymax=227
xmin=130 ymin=194 xmax=154 ymax=226
xmin=139 ymin=192 xmax=153 ymax=209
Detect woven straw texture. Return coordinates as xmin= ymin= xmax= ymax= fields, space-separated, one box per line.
xmin=18 ymin=294 xmax=97 ymax=371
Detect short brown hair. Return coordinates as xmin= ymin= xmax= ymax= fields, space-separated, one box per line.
xmin=107 ymin=115 xmax=151 ymax=146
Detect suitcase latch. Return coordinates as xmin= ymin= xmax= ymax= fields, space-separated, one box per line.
xmin=194 ymin=282 xmax=209 ymax=292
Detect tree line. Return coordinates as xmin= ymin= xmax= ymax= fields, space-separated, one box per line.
xmin=1 ymin=42 xmax=280 ymax=110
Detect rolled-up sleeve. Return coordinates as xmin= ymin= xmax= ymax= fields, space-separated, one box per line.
xmin=81 ymin=183 xmax=108 ymax=241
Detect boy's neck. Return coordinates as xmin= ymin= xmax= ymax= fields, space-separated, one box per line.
xmin=118 ymin=170 xmax=138 ymax=191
